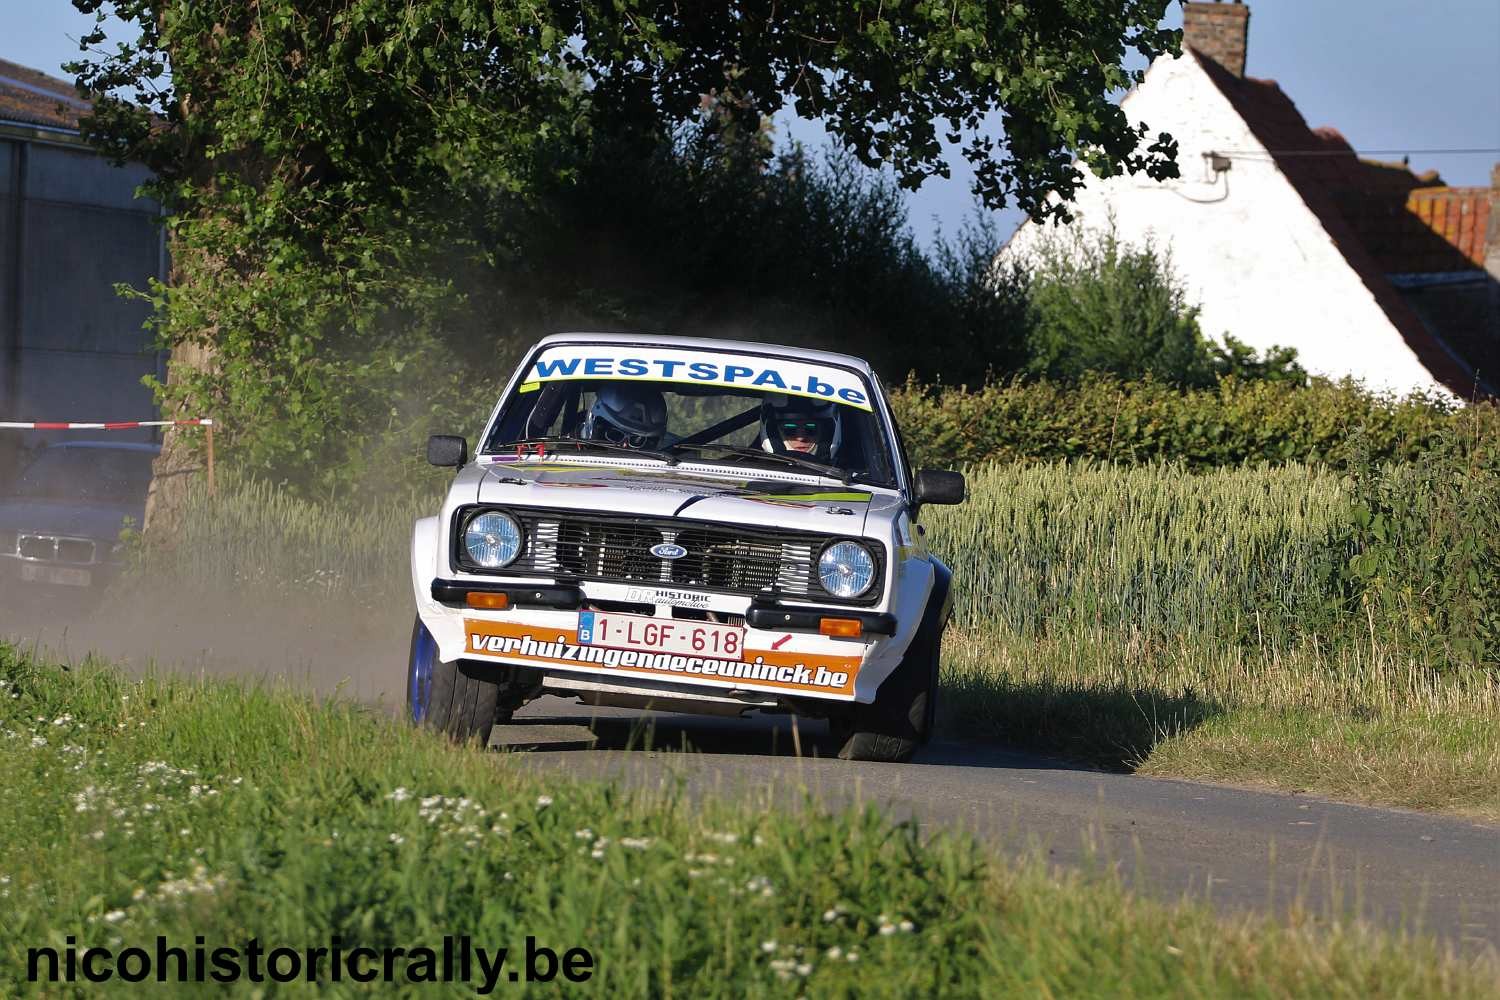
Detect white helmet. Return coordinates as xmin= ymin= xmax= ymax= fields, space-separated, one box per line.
xmin=760 ymin=396 xmax=842 ymax=461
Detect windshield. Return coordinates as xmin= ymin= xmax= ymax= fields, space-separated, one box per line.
xmin=7 ymin=448 xmax=155 ymax=504
xmin=485 ymin=345 xmax=897 ymax=486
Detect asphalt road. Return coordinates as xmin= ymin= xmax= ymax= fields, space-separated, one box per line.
xmin=502 ymin=697 xmax=1500 ymax=955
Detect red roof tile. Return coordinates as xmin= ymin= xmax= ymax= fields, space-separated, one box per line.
xmin=1406 ymin=188 xmax=1491 ymax=269
xmin=1190 ymin=48 xmax=1493 ymax=398
xmin=0 ymin=58 xmax=90 ymax=132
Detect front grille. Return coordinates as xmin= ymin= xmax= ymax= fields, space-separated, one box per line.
xmin=16 ymin=535 xmax=96 ymax=565
xmin=553 ymin=521 xmax=663 ymax=582
xmin=671 ymin=527 xmax=815 ymax=595
xmin=58 ymin=539 xmax=96 ymax=564
xmin=455 ymin=508 xmax=879 ymax=604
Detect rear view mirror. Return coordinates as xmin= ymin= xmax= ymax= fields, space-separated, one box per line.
xmin=914 ymin=469 xmax=965 ymax=506
xmin=426 ymin=435 xmax=468 ymax=469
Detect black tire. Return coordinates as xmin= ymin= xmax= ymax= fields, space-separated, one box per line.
xmin=835 ymin=618 xmax=941 ymax=763
xmin=406 ymin=617 xmax=507 ymax=746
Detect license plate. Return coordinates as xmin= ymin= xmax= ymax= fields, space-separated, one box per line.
xmin=20 ymin=563 xmax=92 ymax=587
xmin=578 ymin=611 xmax=745 ymax=660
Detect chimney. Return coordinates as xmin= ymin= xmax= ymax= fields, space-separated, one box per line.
xmin=1183 ymin=1 xmax=1251 ymax=78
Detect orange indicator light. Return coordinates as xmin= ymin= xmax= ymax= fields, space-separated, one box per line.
xmin=466 ymin=592 xmax=510 ymax=610
xmin=819 ymin=617 xmax=862 ymax=638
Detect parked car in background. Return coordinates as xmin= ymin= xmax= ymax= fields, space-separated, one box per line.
xmin=0 ymin=441 xmax=158 ymax=594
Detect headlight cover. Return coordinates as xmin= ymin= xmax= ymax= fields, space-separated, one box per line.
xmin=818 ymin=540 xmax=876 ymax=599
xmin=464 ymin=511 xmax=522 ymax=569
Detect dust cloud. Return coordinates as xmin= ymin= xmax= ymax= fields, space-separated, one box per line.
xmin=0 ymin=579 xmax=412 ymax=710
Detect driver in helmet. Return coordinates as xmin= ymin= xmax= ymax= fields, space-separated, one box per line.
xmin=582 ymin=383 xmax=669 ymax=449
xmin=760 ymin=396 xmax=841 ymax=462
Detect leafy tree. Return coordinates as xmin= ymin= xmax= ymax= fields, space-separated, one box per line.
xmin=66 ymin=0 xmax=1183 ymax=529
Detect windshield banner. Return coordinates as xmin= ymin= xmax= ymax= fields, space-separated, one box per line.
xmin=520 ymin=346 xmax=873 ymax=411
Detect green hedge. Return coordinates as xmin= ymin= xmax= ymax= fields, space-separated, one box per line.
xmin=888 ymin=373 xmax=1487 ymax=472
xmin=1345 ymin=406 xmax=1500 ymax=667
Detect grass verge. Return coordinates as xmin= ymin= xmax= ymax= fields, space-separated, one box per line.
xmin=2 ymin=643 xmax=1498 ymax=998
xmin=941 ymin=629 xmax=1500 ymax=821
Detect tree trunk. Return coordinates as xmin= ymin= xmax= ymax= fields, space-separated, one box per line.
xmin=142 ymin=339 xmax=216 ymax=543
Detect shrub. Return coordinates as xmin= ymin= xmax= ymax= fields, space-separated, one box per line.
xmin=1020 ymin=225 xmax=1218 ymax=386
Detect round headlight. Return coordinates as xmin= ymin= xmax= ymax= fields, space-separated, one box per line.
xmin=464 ymin=511 xmax=522 ymax=569
xmin=818 ymin=540 xmax=876 ymax=599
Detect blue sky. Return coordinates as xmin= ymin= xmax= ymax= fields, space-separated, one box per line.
xmin=5 ymin=1 xmax=1497 ymax=251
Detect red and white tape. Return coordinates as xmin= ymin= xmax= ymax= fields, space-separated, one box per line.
xmin=0 ymin=419 xmax=214 ymax=430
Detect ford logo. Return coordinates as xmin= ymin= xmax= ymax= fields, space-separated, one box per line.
xmin=650 ymin=542 xmax=688 ymax=560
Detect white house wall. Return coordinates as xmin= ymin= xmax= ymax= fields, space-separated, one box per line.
xmin=1002 ymin=53 xmax=1447 ymax=397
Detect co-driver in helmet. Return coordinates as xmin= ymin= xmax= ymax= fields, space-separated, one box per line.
xmin=760 ymin=395 xmax=841 ymax=462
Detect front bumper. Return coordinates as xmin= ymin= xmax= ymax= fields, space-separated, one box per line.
xmin=0 ymin=551 xmax=121 ymax=590
xmin=420 ymin=577 xmax=898 ymax=703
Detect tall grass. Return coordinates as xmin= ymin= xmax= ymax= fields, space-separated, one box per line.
xmin=924 ymin=461 xmax=1350 ymax=645
xmin=133 ymin=474 xmax=436 ymax=611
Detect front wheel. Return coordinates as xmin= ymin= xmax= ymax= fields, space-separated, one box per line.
xmin=407 ymin=617 xmax=506 ymax=745
xmin=833 ymin=624 xmax=940 ymax=763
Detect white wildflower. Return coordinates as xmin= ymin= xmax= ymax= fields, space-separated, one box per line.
xmin=745 ymin=876 xmax=773 ymax=894
xmin=620 ymin=837 xmax=653 ymax=850
xmin=535 ymin=795 xmax=553 ymax=808
xmin=899 ymin=920 xmax=915 ymax=933
xmin=103 ymin=910 xmax=126 ymax=924
xmin=574 ymin=829 xmax=593 ymax=840
xmin=389 ymin=834 xmax=405 ymax=845
xmin=825 ymin=946 xmax=842 ymax=960
xmin=386 ymin=787 xmax=411 ymax=803
xmin=760 ymin=941 xmax=778 ymax=954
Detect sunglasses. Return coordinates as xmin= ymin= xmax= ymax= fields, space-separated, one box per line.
xmin=780 ymin=421 xmax=823 ymax=437
xmin=599 ymin=424 xmax=653 ymax=448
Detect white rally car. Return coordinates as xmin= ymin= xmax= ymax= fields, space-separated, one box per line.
xmin=408 ymin=333 xmax=965 ymax=762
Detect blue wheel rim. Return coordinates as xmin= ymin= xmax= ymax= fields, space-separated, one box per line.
xmin=408 ymin=621 xmax=436 ymax=724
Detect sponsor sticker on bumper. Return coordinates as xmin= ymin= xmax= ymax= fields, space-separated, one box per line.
xmin=464 ymin=619 xmax=859 ymax=698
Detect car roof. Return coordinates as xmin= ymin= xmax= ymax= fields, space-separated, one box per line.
xmin=534 ymin=332 xmax=878 ymax=378
xmin=43 ymin=441 xmax=162 ymax=455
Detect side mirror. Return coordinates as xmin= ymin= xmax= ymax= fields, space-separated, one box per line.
xmin=914 ymin=469 xmax=965 ymax=506
xmin=426 ymin=435 xmax=468 ymax=469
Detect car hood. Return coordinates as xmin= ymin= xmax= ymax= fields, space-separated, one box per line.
xmin=475 ymin=458 xmax=879 ymax=535
xmin=0 ymin=499 xmax=142 ymax=541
